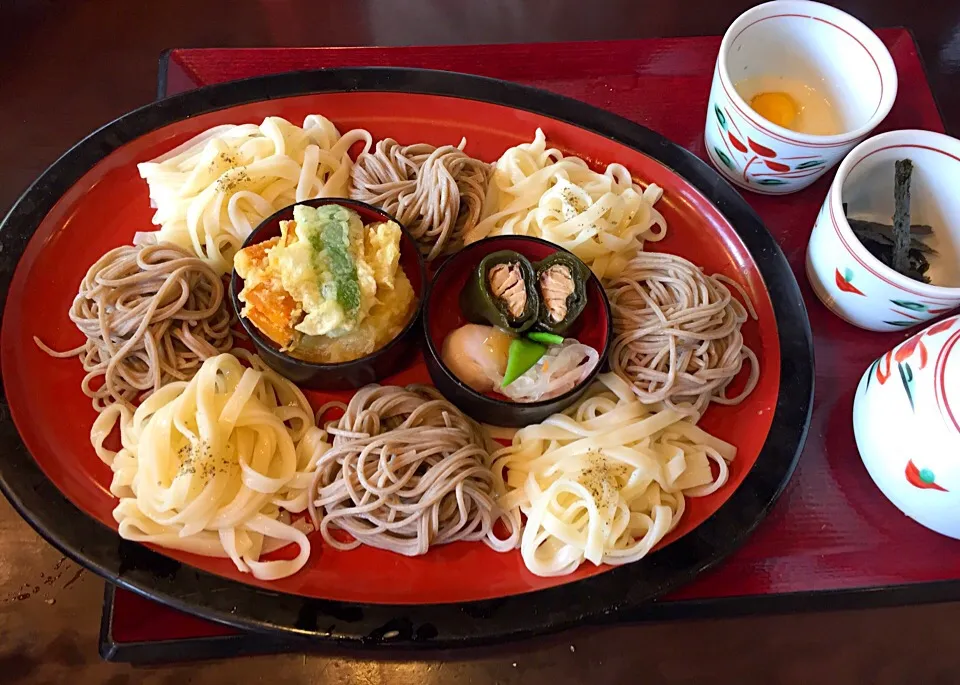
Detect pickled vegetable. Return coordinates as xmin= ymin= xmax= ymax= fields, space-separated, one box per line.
xmin=502 ymin=338 xmax=547 ymax=387
xmin=527 ymin=331 xmax=564 ymax=346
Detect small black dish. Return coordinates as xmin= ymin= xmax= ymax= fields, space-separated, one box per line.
xmin=229 ymin=197 xmax=427 ymax=390
xmin=424 ymin=235 xmax=612 ymax=426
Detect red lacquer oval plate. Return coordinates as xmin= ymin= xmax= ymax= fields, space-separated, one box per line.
xmin=0 ymin=68 xmax=812 ymax=645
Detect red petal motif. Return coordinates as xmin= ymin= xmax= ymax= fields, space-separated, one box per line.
xmin=894 ymin=334 xmax=922 ymax=364
xmin=748 ymin=138 xmax=778 ymax=157
xmin=835 ymin=269 xmax=865 ymax=296
xmin=926 ymin=319 xmax=956 ymax=336
xmin=905 ymin=460 xmax=948 ymax=492
xmin=876 ymin=350 xmax=893 ymax=385
xmin=728 ymin=132 xmax=748 ymax=153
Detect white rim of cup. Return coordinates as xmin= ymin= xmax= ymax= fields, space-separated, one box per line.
xmin=828 ymin=129 xmax=960 ymax=300
xmin=718 ymin=0 xmax=898 ymax=147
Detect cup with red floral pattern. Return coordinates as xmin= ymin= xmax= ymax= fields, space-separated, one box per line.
xmin=705 ymin=1 xmax=897 ymax=195
xmin=853 ymin=313 xmax=960 ymax=539
xmin=806 ymin=129 xmax=960 ymax=332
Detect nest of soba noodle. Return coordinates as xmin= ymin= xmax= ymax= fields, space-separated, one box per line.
xmin=606 ymin=251 xmax=759 ymax=417
xmin=309 ymin=384 xmax=518 ymax=556
xmin=349 ymin=138 xmax=491 ymax=261
xmin=35 ymin=242 xmax=234 ymax=410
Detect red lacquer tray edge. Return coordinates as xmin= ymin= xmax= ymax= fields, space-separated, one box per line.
xmin=100 ymin=34 xmax=960 ymax=661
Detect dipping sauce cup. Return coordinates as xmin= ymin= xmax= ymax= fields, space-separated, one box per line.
xmin=705 ymin=0 xmax=897 ymax=194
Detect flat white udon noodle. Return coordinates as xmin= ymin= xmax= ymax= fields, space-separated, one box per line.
xmin=464 ymin=128 xmax=667 ymax=279
xmin=91 ymin=351 xmax=330 ymax=581
xmin=136 ymin=115 xmax=373 ymax=275
xmin=488 ymin=372 xmax=735 ymax=577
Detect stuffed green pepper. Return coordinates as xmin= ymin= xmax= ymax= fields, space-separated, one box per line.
xmin=460 ymin=250 xmax=539 ymax=333
xmin=533 ymin=252 xmax=589 ymax=335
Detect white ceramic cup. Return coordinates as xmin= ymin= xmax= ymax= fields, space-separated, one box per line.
xmin=704 ymin=0 xmax=897 ymax=194
xmin=853 ymin=313 xmax=960 ymax=539
xmin=806 ymin=129 xmax=960 ymax=331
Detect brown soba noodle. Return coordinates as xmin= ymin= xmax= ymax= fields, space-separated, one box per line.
xmin=349 ymin=138 xmax=490 ymax=261
xmin=34 ymin=242 xmax=234 ymax=410
xmin=605 ymin=251 xmax=759 ymax=417
xmin=309 ymin=384 xmax=518 ymax=556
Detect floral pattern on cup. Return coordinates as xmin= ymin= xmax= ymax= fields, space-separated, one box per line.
xmin=886 ymin=299 xmax=957 ymax=328
xmin=864 ymin=317 xmax=953 ymax=409
xmin=824 ymin=250 xmax=958 ymax=329
xmin=905 ymin=460 xmax=948 ymax=492
xmin=866 ymin=316 xmax=958 ymax=492
xmin=854 ymin=313 xmax=960 ymax=539
xmin=834 ymin=267 xmax=865 ymax=296
xmin=806 ymin=162 xmax=960 ymax=333
xmin=704 ymin=2 xmax=897 ymax=195
xmin=708 ymin=102 xmax=826 ymax=190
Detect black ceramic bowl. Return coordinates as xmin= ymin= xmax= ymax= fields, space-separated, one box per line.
xmin=230 ymin=198 xmax=427 ymax=390
xmin=424 ymin=236 xmax=612 ymax=426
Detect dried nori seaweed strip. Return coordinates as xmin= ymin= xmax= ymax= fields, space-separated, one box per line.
xmin=849 ymin=220 xmax=937 ymax=254
xmin=848 ymin=218 xmax=933 ymax=238
xmin=855 ymin=233 xmax=931 ymax=284
xmin=845 ymin=161 xmax=932 ymax=283
xmin=891 ymin=159 xmax=914 ymax=274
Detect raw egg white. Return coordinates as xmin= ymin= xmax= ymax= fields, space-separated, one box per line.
xmin=736 ymin=75 xmax=842 ymax=136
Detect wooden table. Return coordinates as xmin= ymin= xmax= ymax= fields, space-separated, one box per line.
xmin=2 ymin=1 xmax=960 ymax=682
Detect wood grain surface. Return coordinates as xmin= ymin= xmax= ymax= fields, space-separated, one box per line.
xmin=2 ymin=1 xmax=960 ymax=683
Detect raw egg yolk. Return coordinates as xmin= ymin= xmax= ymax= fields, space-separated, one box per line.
xmin=749 ymin=92 xmax=798 ymax=129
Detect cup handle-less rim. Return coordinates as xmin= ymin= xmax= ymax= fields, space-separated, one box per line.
xmin=827 ymin=129 xmax=960 ymax=301
xmin=717 ymin=0 xmax=898 ymax=147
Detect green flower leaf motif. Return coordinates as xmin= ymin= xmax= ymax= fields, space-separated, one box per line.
xmin=757 ymin=178 xmax=788 ymax=186
xmin=891 ymin=299 xmax=927 ymax=312
xmin=714 ymin=104 xmax=727 ymax=130
xmin=864 ymin=357 xmax=879 ymax=392
xmin=920 ymin=468 xmax=937 ymax=484
xmin=714 ymin=147 xmax=735 ymax=170
xmin=883 ymin=320 xmax=917 ymax=327
xmin=843 ymin=267 xmax=855 ymax=282
xmin=794 ymin=160 xmax=825 ymax=170
xmin=898 ymin=362 xmax=915 ymax=411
